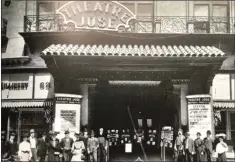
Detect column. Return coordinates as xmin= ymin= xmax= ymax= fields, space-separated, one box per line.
xmin=209 ymin=85 xmax=215 ymax=139
xmin=80 ymin=84 xmax=89 ymax=127
xmin=180 ymin=84 xmax=188 ymax=127
xmin=226 ymin=111 xmax=231 ymax=140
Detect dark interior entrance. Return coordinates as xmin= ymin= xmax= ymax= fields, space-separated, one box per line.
xmin=90 ymin=80 xmax=179 ymax=160
xmin=91 ymin=80 xmax=178 ymax=129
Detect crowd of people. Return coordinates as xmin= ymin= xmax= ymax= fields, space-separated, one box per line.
xmin=174 ymin=129 xmax=229 ymax=162
xmin=1 ymin=127 xmax=230 ymax=162
xmin=1 ymin=129 xmax=107 ymax=162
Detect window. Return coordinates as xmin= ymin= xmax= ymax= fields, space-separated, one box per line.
xmin=136 ymin=3 xmax=153 ymax=33
xmin=215 ymin=111 xmax=226 ymax=134
xmin=137 ymin=3 xmax=153 ymax=16
xmin=211 ymin=5 xmax=228 ymax=33
xmin=193 ymin=2 xmax=229 ymax=33
xmin=38 ymin=2 xmax=56 ymax=14
xmin=194 ymin=4 xmax=209 ymax=33
xmin=121 ymin=3 xmax=135 ymax=14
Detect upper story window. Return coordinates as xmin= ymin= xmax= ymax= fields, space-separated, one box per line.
xmin=38 ymin=2 xmax=56 ymax=14
xmin=193 ymin=2 xmax=228 ymax=33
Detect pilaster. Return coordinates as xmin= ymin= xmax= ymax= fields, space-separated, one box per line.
xmin=180 ymin=84 xmax=188 ymax=127
xmin=80 ymin=84 xmax=89 ymax=127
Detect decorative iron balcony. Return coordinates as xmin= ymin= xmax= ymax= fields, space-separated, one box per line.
xmin=24 ymin=14 xmax=235 ymax=34
xmin=2 ymin=18 xmax=7 ymax=36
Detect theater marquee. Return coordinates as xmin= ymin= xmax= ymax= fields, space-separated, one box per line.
xmin=56 ymin=1 xmax=136 ymax=31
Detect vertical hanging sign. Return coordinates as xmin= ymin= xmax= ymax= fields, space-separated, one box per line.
xmin=54 ymin=93 xmax=82 ymax=136
xmin=186 ymin=95 xmax=212 ymax=140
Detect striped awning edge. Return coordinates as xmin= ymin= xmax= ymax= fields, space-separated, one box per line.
xmin=1 ymin=100 xmax=54 ymax=108
xmin=213 ymin=101 xmax=235 ymax=109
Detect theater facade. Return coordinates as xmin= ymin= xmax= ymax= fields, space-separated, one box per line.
xmin=16 ymin=0 xmax=235 ymax=158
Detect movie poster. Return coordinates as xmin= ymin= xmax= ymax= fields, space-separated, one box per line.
xmin=186 ymin=95 xmax=212 ymax=140
xmin=54 ymin=93 xmax=82 ymax=138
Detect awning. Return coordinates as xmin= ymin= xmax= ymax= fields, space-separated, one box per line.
xmin=41 ymin=44 xmax=225 ymax=57
xmin=213 ymin=101 xmax=235 ymax=109
xmin=1 ymin=100 xmax=54 ymax=108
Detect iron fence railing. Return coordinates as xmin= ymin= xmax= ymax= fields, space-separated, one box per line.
xmin=24 ymin=14 xmax=235 ymax=34
xmin=1 ymin=18 xmax=8 ymax=36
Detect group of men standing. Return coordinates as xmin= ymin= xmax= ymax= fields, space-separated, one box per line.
xmin=2 ymin=128 xmax=107 ymax=162
xmin=174 ymin=129 xmax=228 ymax=162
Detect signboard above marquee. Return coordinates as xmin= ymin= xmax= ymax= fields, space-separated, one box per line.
xmin=56 ymin=1 xmax=136 ymax=31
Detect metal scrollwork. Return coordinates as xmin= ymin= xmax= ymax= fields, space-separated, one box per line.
xmin=161 ymin=17 xmax=186 ymax=33
xmin=24 ymin=15 xmax=235 ymax=34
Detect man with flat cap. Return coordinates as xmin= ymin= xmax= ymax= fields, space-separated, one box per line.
xmin=183 ymin=132 xmax=195 ymax=162
xmin=60 ymin=130 xmax=74 ymax=162
xmin=204 ymin=130 xmax=214 ymax=162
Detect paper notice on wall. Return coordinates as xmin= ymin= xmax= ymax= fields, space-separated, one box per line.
xmin=138 ymin=119 xmax=143 ymax=127
xmin=125 ymin=143 xmax=132 ymax=153
xmin=54 ymin=93 xmax=82 ymax=135
xmin=186 ymin=95 xmax=212 ymax=140
xmin=147 ymin=119 xmax=152 ymax=127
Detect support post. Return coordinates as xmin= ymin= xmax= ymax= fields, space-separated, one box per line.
xmin=6 ymin=110 xmax=11 ymax=141
xmin=80 ymin=84 xmax=89 ymax=127
xmin=180 ymin=84 xmax=188 ymax=127
xmin=226 ymin=111 xmax=231 ymax=140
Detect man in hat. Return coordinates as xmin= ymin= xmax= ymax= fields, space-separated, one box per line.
xmin=29 ymin=129 xmax=38 ymax=162
xmin=183 ymin=132 xmax=195 ymax=162
xmin=204 ymin=130 xmax=214 ymax=162
xmin=80 ymin=128 xmax=89 ymax=162
xmin=195 ymin=132 xmax=205 ymax=162
xmin=37 ymin=132 xmax=48 ymax=162
xmin=4 ymin=132 xmax=18 ymax=160
xmin=215 ymin=135 xmax=228 ymax=162
xmin=48 ymin=131 xmax=61 ymax=161
xmin=19 ymin=133 xmax=32 ymax=162
xmin=87 ymin=130 xmax=99 ymax=162
xmin=60 ymin=130 xmax=74 ymax=162
xmin=174 ymin=129 xmax=185 ymax=162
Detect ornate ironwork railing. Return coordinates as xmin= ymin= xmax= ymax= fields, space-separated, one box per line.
xmin=2 ymin=18 xmax=8 ymax=36
xmin=24 ymin=14 xmax=235 ymax=34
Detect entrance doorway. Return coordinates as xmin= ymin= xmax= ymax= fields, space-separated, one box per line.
xmin=90 ymin=81 xmax=179 ymax=160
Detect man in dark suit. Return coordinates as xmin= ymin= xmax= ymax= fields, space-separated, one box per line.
xmin=60 ymin=130 xmax=74 ymax=162
xmin=183 ymin=132 xmax=195 ymax=162
xmin=48 ymin=132 xmax=61 ymax=162
xmin=204 ymin=130 xmax=213 ymax=162
xmin=37 ymin=132 xmax=47 ymax=162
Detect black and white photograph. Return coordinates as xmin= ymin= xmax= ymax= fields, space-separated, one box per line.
xmin=1 ymin=0 xmax=235 ymax=161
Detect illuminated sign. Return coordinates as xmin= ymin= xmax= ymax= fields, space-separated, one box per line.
xmin=56 ymin=1 xmax=136 ymax=31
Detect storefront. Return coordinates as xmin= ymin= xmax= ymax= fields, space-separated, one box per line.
xmin=1 ymin=72 xmax=54 ymax=143
xmin=19 ymin=0 xmax=233 ymax=159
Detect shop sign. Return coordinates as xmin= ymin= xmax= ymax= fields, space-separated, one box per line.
xmin=186 ymin=95 xmax=212 ymax=140
xmin=1 ymin=73 xmax=33 ymax=99
xmin=56 ymin=1 xmax=136 ymax=31
xmin=54 ymin=93 xmax=82 ymax=136
xmin=34 ymin=73 xmax=54 ymax=99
